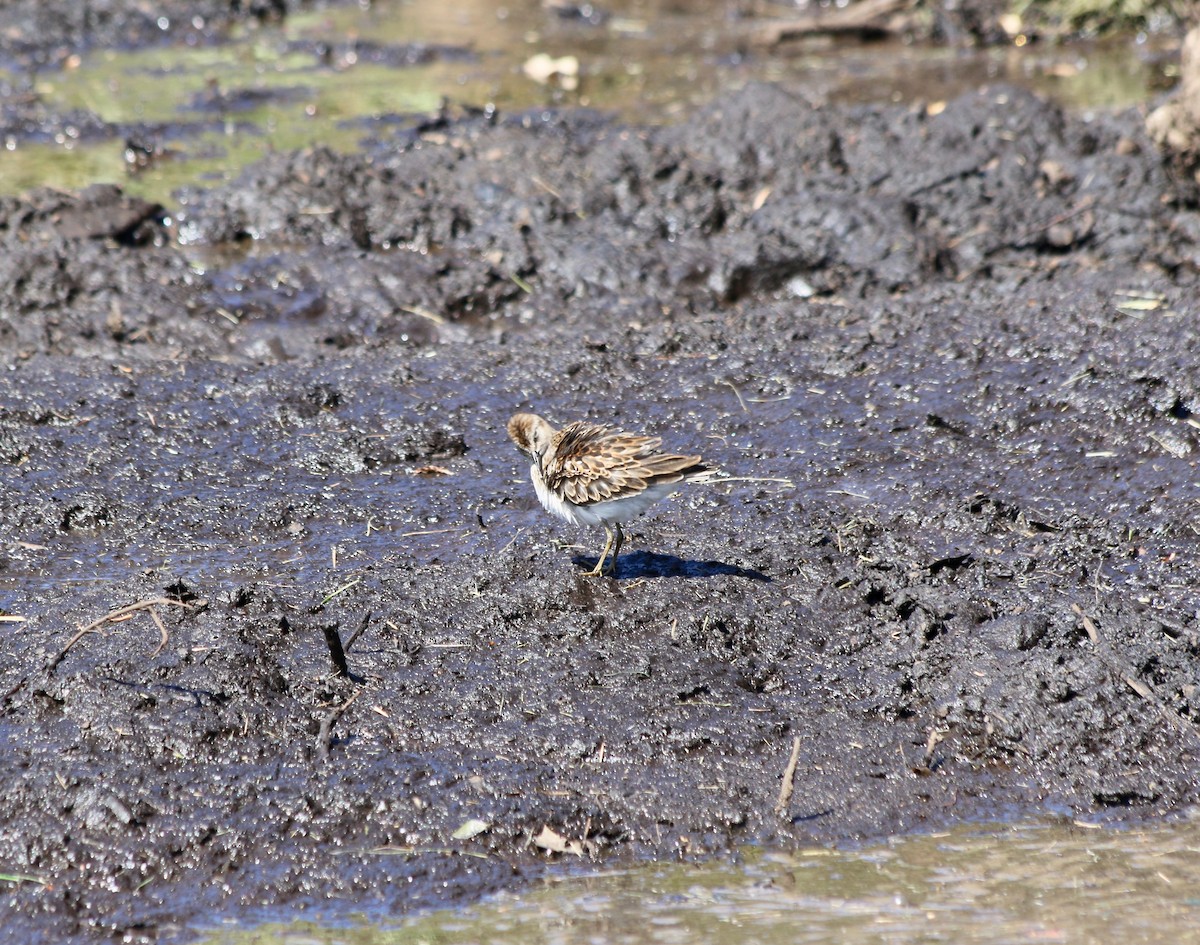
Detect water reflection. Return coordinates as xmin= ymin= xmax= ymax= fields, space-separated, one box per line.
xmin=0 ymin=0 xmax=1178 ymax=205
xmin=202 ymin=816 xmax=1200 ymax=944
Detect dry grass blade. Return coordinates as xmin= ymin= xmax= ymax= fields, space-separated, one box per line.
xmin=710 ymin=476 xmax=795 ymax=488
xmin=319 ymin=578 xmax=361 ymax=606
xmin=722 ymin=380 xmax=750 ymax=413
xmin=398 ymin=304 xmax=446 ymax=325
xmin=359 ymin=845 xmax=489 ymax=860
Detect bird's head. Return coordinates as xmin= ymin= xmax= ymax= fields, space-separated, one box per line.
xmin=507 ymin=412 xmax=555 ymax=460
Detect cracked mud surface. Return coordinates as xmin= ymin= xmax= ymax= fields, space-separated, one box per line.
xmin=3 ymin=7 xmax=1200 ymax=941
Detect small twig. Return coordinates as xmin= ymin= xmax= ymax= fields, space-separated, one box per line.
xmin=51 ymin=597 xmax=203 ymax=672
xmin=1121 ymin=673 xmax=1155 ymax=700
xmin=2 ymin=596 xmax=203 ymax=706
xmin=1005 ymin=198 xmax=1097 ymax=251
xmin=1071 ymin=604 xmax=1199 ymax=742
xmin=147 ymin=606 xmax=169 ymax=659
xmin=531 ymin=175 xmax=563 ymax=200
xmin=774 ymin=735 xmax=803 ymax=815
xmin=920 ymin=727 xmax=947 ymax=770
xmin=1073 ymin=605 xmax=1100 ymax=645
xmin=316 ymin=689 xmax=365 ymax=761
xmin=344 ymin=611 xmax=373 ymax=652
xmin=495 ymin=527 xmax=526 ymax=559
xmin=322 ymin=624 xmax=351 ymax=678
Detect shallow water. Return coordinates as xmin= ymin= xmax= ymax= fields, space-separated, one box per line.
xmin=200 ymin=817 xmax=1200 ymax=944
xmin=0 ymin=0 xmax=1177 ymax=205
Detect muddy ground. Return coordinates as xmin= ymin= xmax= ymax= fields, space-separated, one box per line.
xmin=4 ymin=3 xmax=1200 ymax=942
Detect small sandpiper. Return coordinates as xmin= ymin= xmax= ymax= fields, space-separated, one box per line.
xmin=507 ymin=412 xmax=710 ymax=576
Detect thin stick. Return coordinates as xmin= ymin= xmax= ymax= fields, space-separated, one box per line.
xmin=495 ymin=527 xmax=526 ymax=559
xmin=4 ymin=597 xmax=203 ymax=704
xmin=317 ymin=689 xmax=364 ymax=761
xmin=51 ymin=597 xmax=203 ymax=671
xmin=1074 ymin=605 xmax=1100 ymax=645
xmin=147 ymin=606 xmax=169 ymax=659
xmin=52 ymin=626 xmax=97 ymax=661
xmin=774 ymin=735 xmax=803 ymax=815
xmin=322 ymin=624 xmax=351 ymax=678
xmin=344 ymin=610 xmax=373 ymax=651
xmin=1071 ymin=604 xmax=1199 ymax=741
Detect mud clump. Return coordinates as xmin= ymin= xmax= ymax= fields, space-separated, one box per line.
xmin=3 ymin=73 xmax=1200 ymax=945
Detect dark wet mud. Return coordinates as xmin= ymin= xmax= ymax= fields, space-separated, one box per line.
xmin=4 ymin=5 xmax=1200 ymax=942
xmin=0 ymin=0 xmax=312 ymax=68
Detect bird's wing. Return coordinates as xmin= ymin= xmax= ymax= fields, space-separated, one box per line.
xmin=545 ymin=422 xmax=705 ymax=505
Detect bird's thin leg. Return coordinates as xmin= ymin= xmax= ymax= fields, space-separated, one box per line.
xmin=604 ymin=523 xmax=624 ymax=577
xmin=584 ymin=525 xmax=614 ymax=576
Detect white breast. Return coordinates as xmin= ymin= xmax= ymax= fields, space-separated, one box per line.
xmin=530 ymin=462 xmax=674 ymax=527
xmin=530 ymin=463 xmax=574 ymax=523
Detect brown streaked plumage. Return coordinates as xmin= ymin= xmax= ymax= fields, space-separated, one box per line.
xmin=507 ymin=412 xmax=710 ymax=577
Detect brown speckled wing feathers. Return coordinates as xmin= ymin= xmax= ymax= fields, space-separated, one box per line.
xmin=545 ymin=421 xmax=705 ymax=505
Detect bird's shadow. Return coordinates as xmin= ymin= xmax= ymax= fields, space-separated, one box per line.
xmin=572 ymin=550 xmax=771 ymax=581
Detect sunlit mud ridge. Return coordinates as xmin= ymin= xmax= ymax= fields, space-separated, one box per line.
xmin=2 ymin=8 xmax=1199 ymax=944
